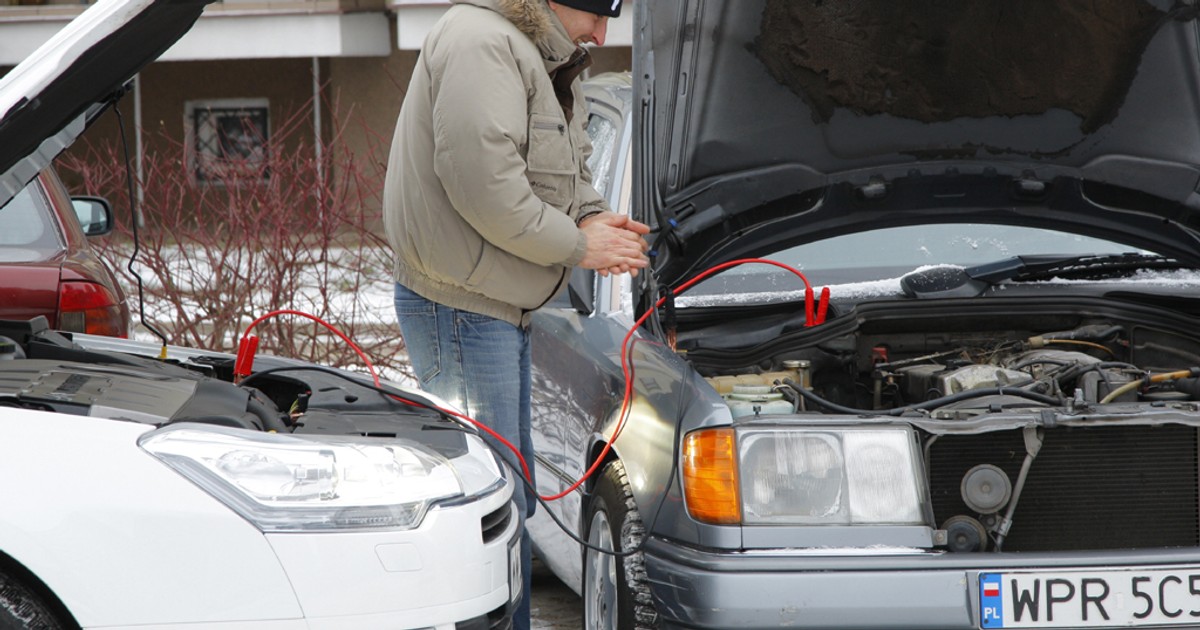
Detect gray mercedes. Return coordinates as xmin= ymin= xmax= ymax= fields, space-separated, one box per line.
xmin=526 ymin=1 xmax=1200 ymax=629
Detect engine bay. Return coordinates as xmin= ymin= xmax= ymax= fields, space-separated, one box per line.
xmin=687 ymin=303 xmax=1200 ymax=421
xmin=0 ymin=317 xmax=467 ymax=456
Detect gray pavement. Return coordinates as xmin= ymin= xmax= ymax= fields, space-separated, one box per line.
xmin=531 ymin=555 xmax=582 ymax=629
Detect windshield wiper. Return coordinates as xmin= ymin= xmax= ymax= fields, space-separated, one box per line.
xmin=966 ymin=253 xmax=1192 ymax=283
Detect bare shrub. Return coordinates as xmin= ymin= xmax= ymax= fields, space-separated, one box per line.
xmin=57 ymin=97 xmax=409 ymax=379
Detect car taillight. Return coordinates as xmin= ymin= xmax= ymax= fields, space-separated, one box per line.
xmin=59 ymin=281 xmax=127 ymax=337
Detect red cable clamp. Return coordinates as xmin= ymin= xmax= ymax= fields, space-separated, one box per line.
xmin=815 ymin=287 xmax=831 ymax=325
xmin=804 ymin=286 xmax=815 ymax=326
xmin=234 ymin=335 xmax=260 ymax=382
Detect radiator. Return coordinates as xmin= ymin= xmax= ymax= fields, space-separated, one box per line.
xmin=927 ymin=424 xmax=1199 ymax=551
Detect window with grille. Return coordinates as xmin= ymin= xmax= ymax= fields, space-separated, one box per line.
xmin=186 ymin=99 xmax=270 ymax=184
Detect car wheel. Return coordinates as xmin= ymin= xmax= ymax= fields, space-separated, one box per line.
xmin=583 ymin=460 xmax=659 ymax=630
xmin=0 ymin=569 xmax=67 ymax=629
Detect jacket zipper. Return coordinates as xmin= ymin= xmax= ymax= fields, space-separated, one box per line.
xmin=533 ymin=120 xmax=566 ymax=134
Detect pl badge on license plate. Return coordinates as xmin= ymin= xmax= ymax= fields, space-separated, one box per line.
xmin=980 ymin=568 xmax=1200 ymax=628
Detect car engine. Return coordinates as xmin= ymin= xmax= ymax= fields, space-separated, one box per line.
xmin=681 ymin=302 xmax=1200 ymax=553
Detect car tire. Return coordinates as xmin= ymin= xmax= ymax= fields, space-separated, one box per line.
xmin=582 ymin=460 xmax=659 ymax=630
xmin=0 ymin=569 xmax=67 ymax=629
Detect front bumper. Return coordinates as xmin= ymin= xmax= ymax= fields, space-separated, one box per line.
xmin=265 ymin=490 xmax=521 ymax=630
xmin=644 ymin=539 xmax=1200 ymax=629
xmin=83 ymin=495 xmax=520 ymax=630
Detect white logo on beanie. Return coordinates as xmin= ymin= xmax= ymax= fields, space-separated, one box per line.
xmin=611 ymin=0 xmax=619 ymax=10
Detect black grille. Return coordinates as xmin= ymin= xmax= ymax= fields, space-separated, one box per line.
xmin=454 ymin=601 xmax=512 ymax=630
xmin=481 ymin=503 xmax=512 ymax=545
xmin=929 ymin=424 xmax=1199 ymax=551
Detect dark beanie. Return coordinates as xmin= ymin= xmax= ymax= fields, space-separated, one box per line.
xmin=553 ymin=0 xmax=621 ymax=18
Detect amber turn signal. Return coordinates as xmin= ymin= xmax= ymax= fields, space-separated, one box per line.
xmin=682 ymin=428 xmax=740 ymax=524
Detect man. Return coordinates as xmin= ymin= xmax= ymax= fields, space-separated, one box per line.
xmin=382 ymin=0 xmax=649 ymax=627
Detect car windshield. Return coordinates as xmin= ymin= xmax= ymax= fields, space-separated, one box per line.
xmin=0 ymin=181 xmax=63 ymax=263
xmin=678 ymin=223 xmax=1160 ymax=306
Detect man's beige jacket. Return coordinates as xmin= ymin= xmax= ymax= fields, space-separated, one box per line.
xmin=383 ymin=0 xmax=609 ymax=327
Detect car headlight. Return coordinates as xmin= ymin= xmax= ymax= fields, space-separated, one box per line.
xmin=140 ymin=423 xmax=503 ymax=532
xmin=682 ymin=426 xmax=925 ymax=526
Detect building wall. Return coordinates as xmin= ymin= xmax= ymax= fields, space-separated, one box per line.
xmin=327 ymin=42 xmax=418 ymax=185
xmin=70 ymin=57 xmax=325 ymax=167
xmin=49 ymin=57 xmax=333 ymax=220
xmin=7 ymin=27 xmax=631 ymax=213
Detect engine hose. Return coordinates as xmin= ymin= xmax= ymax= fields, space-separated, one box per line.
xmin=1098 ymin=368 xmax=1200 ymax=404
xmin=1041 ymin=339 xmax=1115 ymax=357
xmin=781 ymin=378 xmax=1063 ymax=416
xmin=773 ymin=383 xmax=801 ymax=413
xmin=1035 ymin=325 xmax=1123 ymax=343
xmin=245 ymin=390 xmax=290 ymax=432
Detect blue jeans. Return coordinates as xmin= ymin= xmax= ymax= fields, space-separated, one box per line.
xmin=393 ymin=282 xmax=534 ymax=630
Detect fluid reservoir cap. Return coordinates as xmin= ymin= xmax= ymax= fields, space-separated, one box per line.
xmin=960 ymin=464 xmax=1012 ymax=514
xmin=728 ymin=385 xmax=776 ymax=400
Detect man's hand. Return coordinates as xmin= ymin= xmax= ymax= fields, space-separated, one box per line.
xmin=578 ymin=211 xmax=650 ymax=277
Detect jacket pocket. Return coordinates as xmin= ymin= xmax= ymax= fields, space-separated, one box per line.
xmin=466 ymin=243 xmax=568 ymax=310
xmin=463 ymin=244 xmax=496 ymax=290
xmin=527 ymin=113 xmax=575 ymax=209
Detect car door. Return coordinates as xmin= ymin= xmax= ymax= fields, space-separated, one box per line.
xmin=528 ymin=76 xmax=636 ymax=592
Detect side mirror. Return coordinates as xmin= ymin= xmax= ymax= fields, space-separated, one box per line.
xmin=71 ymin=196 xmax=114 ymax=236
xmin=566 ymin=267 xmax=595 ymax=316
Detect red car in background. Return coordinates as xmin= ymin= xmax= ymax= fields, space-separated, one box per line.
xmin=0 ymin=165 xmax=129 ymax=337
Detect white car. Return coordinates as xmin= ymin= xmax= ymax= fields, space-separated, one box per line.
xmin=0 ymin=0 xmax=519 ymax=628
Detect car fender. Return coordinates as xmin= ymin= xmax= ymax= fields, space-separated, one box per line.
xmin=587 ymin=339 xmax=737 ymax=547
xmin=0 ymin=408 xmax=302 ymax=627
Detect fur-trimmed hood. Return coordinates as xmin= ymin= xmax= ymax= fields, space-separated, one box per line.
xmin=452 ymin=0 xmax=553 ymax=40
xmin=453 ymin=0 xmax=578 ymax=64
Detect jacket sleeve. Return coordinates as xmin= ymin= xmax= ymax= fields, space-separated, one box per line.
xmin=428 ymin=30 xmax=586 ymax=268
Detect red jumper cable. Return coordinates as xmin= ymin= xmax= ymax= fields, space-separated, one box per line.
xmin=234 ymin=259 xmax=822 ymax=503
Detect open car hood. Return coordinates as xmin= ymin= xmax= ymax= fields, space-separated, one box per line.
xmin=0 ymin=0 xmax=212 ymax=208
xmin=634 ymin=0 xmax=1200 ymax=287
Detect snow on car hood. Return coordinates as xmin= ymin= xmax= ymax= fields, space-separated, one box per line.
xmin=634 ymin=0 xmax=1200 ymax=287
xmin=0 ymin=0 xmax=212 ymax=207
xmin=675 ymin=267 xmax=1200 ymax=309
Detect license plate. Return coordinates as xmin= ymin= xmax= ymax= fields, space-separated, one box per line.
xmin=509 ymin=538 xmax=522 ymax=605
xmin=980 ymin=568 xmax=1200 ymax=628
